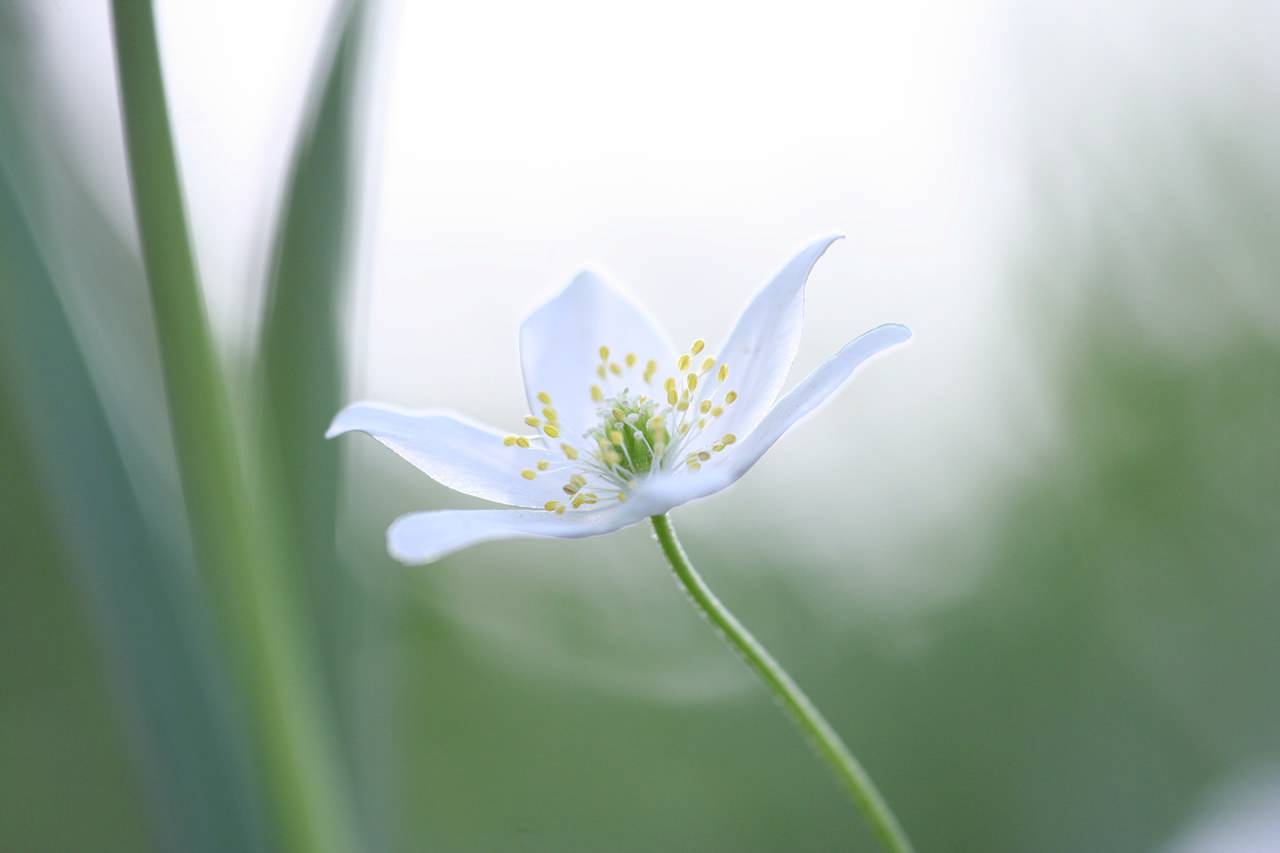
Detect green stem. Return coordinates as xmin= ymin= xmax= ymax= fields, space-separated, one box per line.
xmin=649 ymin=514 xmax=915 ymax=853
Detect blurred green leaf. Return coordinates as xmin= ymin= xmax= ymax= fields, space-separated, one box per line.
xmin=0 ymin=111 xmax=270 ymax=853
xmin=257 ymin=0 xmax=366 ymax=712
xmin=108 ymin=2 xmax=366 ymax=851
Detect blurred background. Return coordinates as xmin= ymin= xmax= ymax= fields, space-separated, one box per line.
xmin=3 ymin=0 xmax=1278 ymax=851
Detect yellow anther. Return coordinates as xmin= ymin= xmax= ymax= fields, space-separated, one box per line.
xmin=502 ymin=435 xmax=518 ymax=446
xmin=644 ymin=359 xmax=658 ymax=380
xmin=608 ymin=429 xmax=624 ymax=445
xmin=570 ymin=474 xmax=587 ymax=489
xmin=556 ymin=504 xmax=566 ymax=514
xmin=561 ymin=443 xmax=579 ymax=460
xmin=718 ymin=364 xmax=729 ymax=381
xmin=701 ymin=357 xmax=715 ymax=372
xmin=542 ymin=406 xmax=558 ymax=422
xmin=571 ymin=494 xmax=586 ymax=508
xmin=691 ymin=339 xmax=706 ymax=355
xmin=537 ymin=459 xmax=550 ymax=471
xmin=713 ymin=443 xmax=724 ymax=452
xmin=664 ymin=377 xmax=676 ymax=392
xmin=599 ymin=346 xmax=610 ymax=361
xmin=597 ymin=365 xmax=607 ymax=380
xmin=524 ymin=415 xmax=542 ymax=428
xmin=677 ymin=354 xmax=691 ymax=371
xmin=544 ymin=500 xmax=563 ymax=512
xmin=591 ymin=384 xmax=605 ymax=402
xmin=516 ymin=436 xmax=531 ymax=448
xmin=543 ymin=425 xmax=560 ymax=438
xmin=563 ymin=484 xmax=578 ymax=496
xmin=698 ymin=451 xmax=711 ymax=461
xmin=711 ymin=406 xmax=724 ymax=417
xmin=537 ymin=391 xmax=552 ymax=405
xmin=724 ymin=390 xmax=738 ymax=404
xmin=697 ymin=418 xmax=707 ymax=429
xmin=612 ymin=408 xmax=625 ymax=420
xmin=699 ymin=400 xmax=712 ymax=414
xmin=676 ymin=400 xmax=689 ymax=412
xmin=603 ymin=450 xmax=621 ymax=465
xmin=688 ymin=461 xmax=701 ymax=471
xmin=617 ymin=493 xmax=628 ymax=503
xmin=687 ymin=373 xmax=698 ymax=390
xmin=680 ymin=423 xmax=690 ymax=434
xmin=667 ymin=388 xmax=678 ymax=405
xmin=626 ymin=352 xmax=637 ymax=368
xmin=521 ymin=469 xmax=537 ymax=480
xmin=610 ymin=362 xmax=622 ymax=376
xmin=721 ymin=434 xmax=736 ymax=445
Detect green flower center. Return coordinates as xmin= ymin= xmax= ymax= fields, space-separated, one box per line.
xmin=503 ymin=339 xmax=740 ymax=513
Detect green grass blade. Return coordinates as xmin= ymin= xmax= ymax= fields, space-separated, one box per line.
xmin=257 ymin=0 xmax=366 ymax=695
xmin=0 ymin=154 xmax=269 ymax=852
xmin=108 ymin=3 xmax=365 ymax=852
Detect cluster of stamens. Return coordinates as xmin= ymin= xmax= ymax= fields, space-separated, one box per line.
xmin=503 ymin=339 xmax=740 ymax=513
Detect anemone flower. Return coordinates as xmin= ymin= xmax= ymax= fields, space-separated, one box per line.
xmin=329 ymin=237 xmax=918 ymax=852
xmin=328 ymin=236 xmax=910 ymax=565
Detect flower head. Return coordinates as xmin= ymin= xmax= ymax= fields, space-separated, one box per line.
xmin=328 ymin=237 xmax=911 ymax=564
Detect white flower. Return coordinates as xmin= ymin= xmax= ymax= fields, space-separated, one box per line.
xmin=328 ymin=237 xmax=911 ymax=564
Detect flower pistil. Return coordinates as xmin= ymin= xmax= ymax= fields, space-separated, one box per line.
xmin=504 ymin=337 xmax=740 ymax=512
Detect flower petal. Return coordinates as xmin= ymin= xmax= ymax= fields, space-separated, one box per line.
xmin=387 ymin=503 xmax=646 ymax=565
xmin=327 ymin=402 xmax=569 ymax=508
xmin=713 ymin=236 xmax=842 ymax=440
xmin=699 ymin=323 xmax=912 ymax=494
xmin=520 ymin=270 xmax=676 ymax=442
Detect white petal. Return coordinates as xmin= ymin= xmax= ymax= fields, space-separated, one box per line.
xmin=520 ymin=270 xmax=676 ymax=442
xmin=327 ymin=402 xmax=570 ymax=508
xmin=703 ymin=323 xmax=911 ymax=489
xmin=387 ymin=503 xmax=646 ymax=564
xmin=713 ymin=237 xmax=842 ymax=440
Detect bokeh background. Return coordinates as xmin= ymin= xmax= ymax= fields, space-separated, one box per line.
xmin=3 ymin=1 xmax=1278 ymax=851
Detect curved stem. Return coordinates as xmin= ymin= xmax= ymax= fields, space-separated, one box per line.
xmin=650 ymin=514 xmax=915 ymax=853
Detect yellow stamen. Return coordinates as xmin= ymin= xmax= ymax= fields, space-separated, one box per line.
xmin=677 ymin=354 xmax=691 ymax=371
xmin=544 ymin=500 xmax=563 ymax=512
xmin=717 ymin=364 xmax=729 ymax=381
xmin=724 ymin=390 xmax=738 ymax=404
xmin=502 ymin=435 xmax=518 ymax=446
xmin=626 ymin=352 xmax=637 ymax=368
xmin=610 ymin=362 xmax=622 ymax=376
xmin=687 ymin=373 xmax=698 ymax=390
xmin=721 ymin=434 xmax=736 ymax=445
xmin=516 ymin=436 xmax=531 ymax=448
xmin=591 ymin=384 xmax=604 ymax=402
xmin=542 ymin=406 xmax=558 ymax=422
xmin=608 ymin=429 xmax=624 ymax=445
xmin=690 ymin=338 xmax=705 ymax=355
xmin=537 ymin=391 xmax=552 ymax=405
xmin=701 ymin=357 xmax=715 ymax=373
xmin=543 ymin=425 xmax=560 ymax=438
xmin=617 ymin=493 xmax=628 ymax=503
xmin=599 ymin=345 xmax=610 ymax=361
xmin=699 ymin=400 xmax=712 ymax=414
xmin=521 ymin=469 xmax=537 ymax=480
xmin=561 ymin=443 xmax=579 ymax=460
xmin=524 ymin=415 xmax=541 ymax=428
xmin=537 ymin=459 xmax=550 ymax=471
